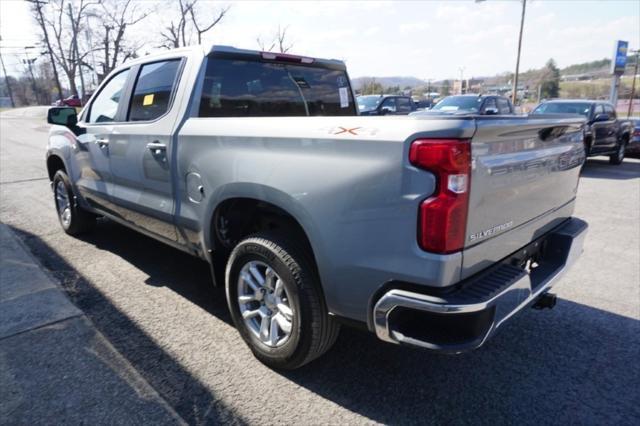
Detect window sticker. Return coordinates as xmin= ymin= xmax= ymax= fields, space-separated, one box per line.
xmin=143 ymin=94 xmax=154 ymax=106
xmin=339 ymin=87 xmax=349 ymax=108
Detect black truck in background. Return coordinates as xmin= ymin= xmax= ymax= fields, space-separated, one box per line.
xmin=532 ymin=100 xmax=633 ymax=165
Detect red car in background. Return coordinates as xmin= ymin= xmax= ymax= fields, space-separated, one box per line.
xmin=55 ymin=95 xmax=82 ymax=107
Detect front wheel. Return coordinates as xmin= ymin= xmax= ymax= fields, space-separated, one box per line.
xmin=225 ymin=233 xmax=339 ymax=369
xmin=609 ymin=141 xmax=626 ymax=165
xmin=52 ymin=170 xmax=95 ymax=235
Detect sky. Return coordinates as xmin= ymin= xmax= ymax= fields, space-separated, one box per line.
xmin=1 ymin=0 xmax=638 ymax=81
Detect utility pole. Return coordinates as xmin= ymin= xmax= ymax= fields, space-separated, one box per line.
xmin=512 ymin=0 xmax=527 ymax=105
xmin=459 ymin=67 xmax=465 ymax=94
xmin=628 ymin=49 xmax=639 ymax=118
xmin=23 ymin=47 xmax=40 ymax=105
xmin=0 ymin=50 xmax=15 ymax=107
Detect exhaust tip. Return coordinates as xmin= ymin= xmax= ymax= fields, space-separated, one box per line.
xmin=532 ymin=292 xmax=557 ymax=310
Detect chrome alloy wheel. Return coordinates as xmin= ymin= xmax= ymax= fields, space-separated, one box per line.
xmin=55 ymin=180 xmax=72 ymax=228
xmin=237 ymin=260 xmax=294 ymax=347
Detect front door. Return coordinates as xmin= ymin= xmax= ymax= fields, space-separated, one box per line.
xmin=107 ymin=58 xmax=184 ymax=242
xmin=75 ymin=68 xmax=131 ymax=212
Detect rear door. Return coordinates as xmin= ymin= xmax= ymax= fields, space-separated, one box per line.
xmin=106 ymin=58 xmax=185 ymax=241
xmin=76 ymin=68 xmax=132 ymax=211
xmin=603 ymin=104 xmax=619 ymax=148
xmin=462 ymin=116 xmax=585 ymax=277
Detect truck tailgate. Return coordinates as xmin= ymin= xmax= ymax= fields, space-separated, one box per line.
xmin=462 ymin=116 xmax=585 ymax=278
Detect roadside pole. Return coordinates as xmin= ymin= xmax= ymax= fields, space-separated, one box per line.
xmin=512 ymin=0 xmax=527 ymax=105
xmin=0 ymin=51 xmax=15 ymax=108
xmin=609 ymin=40 xmax=628 ymax=109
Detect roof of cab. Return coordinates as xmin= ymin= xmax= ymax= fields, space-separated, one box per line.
xmin=114 ymin=44 xmax=346 ymax=69
xmin=209 ymin=45 xmax=346 ymax=68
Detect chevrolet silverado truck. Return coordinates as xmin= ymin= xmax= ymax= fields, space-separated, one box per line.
xmin=45 ymin=45 xmax=588 ymax=369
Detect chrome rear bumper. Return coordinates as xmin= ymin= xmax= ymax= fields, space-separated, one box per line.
xmin=373 ymin=217 xmax=588 ymax=353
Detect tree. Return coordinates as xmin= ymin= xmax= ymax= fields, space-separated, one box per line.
xmin=257 ymin=25 xmax=293 ymax=53
xmin=539 ymin=58 xmax=560 ymax=99
xmin=441 ymin=80 xmax=451 ymax=96
xmin=360 ymin=78 xmax=384 ymax=95
xmin=160 ymin=0 xmax=229 ymax=48
xmin=40 ymin=0 xmax=95 ymax=98
xmin=90 ymin=0 xmax=152 ymax=80
xmin=28 ymin=0 xmax=64 ymax=102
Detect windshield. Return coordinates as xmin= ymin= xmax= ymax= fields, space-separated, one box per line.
xmin=532 ymin=102 xmax=591 ymax=117
xmin=433 ymin=96 xmax=482 ymax=112
xmin=357 ymin=95 xmax=382 ymax=112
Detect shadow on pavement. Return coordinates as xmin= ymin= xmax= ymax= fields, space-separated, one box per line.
xmin=81 ymin=219 xmax=233 ymax=326
xmin=581 ymin=158 xmax=640 ymax=180
xmin=10 ymin=225 xmax=243 ymax=425
xmin=11 ymin=222 xmax=640 ymax=424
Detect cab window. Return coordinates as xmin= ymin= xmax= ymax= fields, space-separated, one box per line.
xmin=396 ymin=97 xmax=412 ymax=113
xmin=604 ymin=104 xmax=616 ymax=119
xmin=497 ymin=98 xmax=511 ymax=114
xmin=381 ymin=98 xmax=397 ymax=112
xmin=87 ymin=69 xmax=130 ymax=123
xmin=482 ymin=98 xmax=497 ymax=113
xmin=128 ymin=59 xmax=182 ymax=122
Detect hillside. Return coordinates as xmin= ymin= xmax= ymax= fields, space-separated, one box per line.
xmin=351 ymin=76 xmax=426 ymax=90
xmin=351 ymin=56 xmax=635 ymax=91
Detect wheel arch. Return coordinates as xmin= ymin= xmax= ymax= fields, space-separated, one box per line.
xmin=46 ymin=153 xmax=67 ymax=181
xmin=202 ymin=184 xmax=325 ymax=282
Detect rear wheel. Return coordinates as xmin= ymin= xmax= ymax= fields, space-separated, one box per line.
xmin=609 ymin=140 xmax=626 ymax=165
xmin=225 ymin=232 xmax=339 ymax=369
xmin=52 ymin=170 xmax=95 ymax=235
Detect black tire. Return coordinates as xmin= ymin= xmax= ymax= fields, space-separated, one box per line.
xmin=52 ymin=170 xmax=95 ymax=235
xmin=609 ymin=140 xmax=626 ymax=165
xmin=225 ymin=232 xmax=339 ymax=369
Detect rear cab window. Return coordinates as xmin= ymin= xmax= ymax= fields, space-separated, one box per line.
xmin=396 ymin=97 xmax=413 ymax=113
xmin=199 ymin=54 xmax=356 ymax=117
xmin=497 ymin=98 xmax=511 ymax=114
xmin=128 ymin=59 xmax=182 ymax=122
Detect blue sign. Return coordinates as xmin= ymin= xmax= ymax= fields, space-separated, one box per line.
xmin=611 ymin=40 xmax=628 ymax=75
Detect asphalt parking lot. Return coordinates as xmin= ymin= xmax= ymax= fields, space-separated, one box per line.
xmin=1 ymin=107 xmax=639 ymax=424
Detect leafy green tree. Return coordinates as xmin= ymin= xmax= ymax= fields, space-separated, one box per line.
xmin=540 ymin=59 xmax=560 ymax=99
xmin=441 ymin=80 xmax=451 ymax=96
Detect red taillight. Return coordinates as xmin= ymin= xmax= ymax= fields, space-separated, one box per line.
xmin=409 ymin=139 xmax=471 ymax=254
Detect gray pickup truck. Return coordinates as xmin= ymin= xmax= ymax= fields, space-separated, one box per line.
xmin=46 ymin=45 xmax=588 ymax=369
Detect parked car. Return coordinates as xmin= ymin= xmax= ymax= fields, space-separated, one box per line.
xmin=626 ymin=118 xmax=640 ymax=157
xmin=532 ymin=100 xmax=632 ymax=164
xmin=357 ymin=94 xmax=415 ymax=115
xmin=46 ymin=45 xmax=587 ymax=369
xmin=55 ymin=95 xmax=82 ymax=107
xmin=412 ymin=94 xmax=515 ymax=116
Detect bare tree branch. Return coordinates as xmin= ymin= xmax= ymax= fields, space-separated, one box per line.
xmin=256 ymin=24 xmax=294 ymax=53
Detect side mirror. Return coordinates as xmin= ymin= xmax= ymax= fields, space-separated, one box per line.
xmin=484 ymin=107 xmax=499 ymax=115
xmin=593 ymin=113 xmax=610 ymax=122
xmin=48 ymin=107 xmax=78 ymax=128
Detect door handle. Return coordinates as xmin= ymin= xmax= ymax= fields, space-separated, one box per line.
xmin=147 ymin=141 xmax=167 ymax=155
xmin=95 ymin=138 xmax=109 ymax=147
